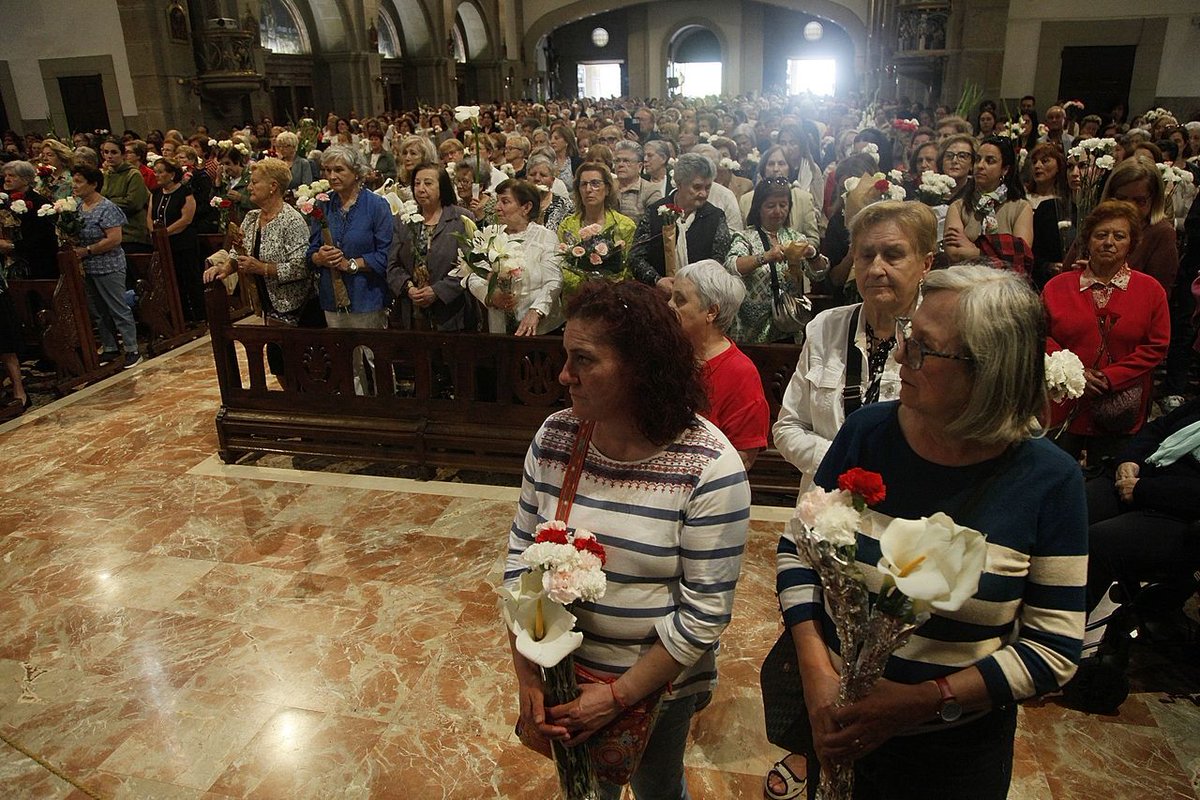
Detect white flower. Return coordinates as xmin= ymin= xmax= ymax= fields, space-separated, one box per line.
xmin=887 ymin=184 xmax=907 ymax=201
xmin=497 ymin=571 xmax=582 ymax=669
xmin=861 ymin=142 xmax=880 ymax=163
xmin=146 ymin=152 xmax=162 ymax=164
xmin=501 ymin=163 xmax=515 ymax=176
xmin=877 ymin=512 xmax=988 ymax=613
xmin=843 ymin=176 xmax=861 ymax=193
xmin=9 ymin=200 xmax=27 ymax=214
xmin=37 ymin=204 xmax=56 ymax=217
xmin=1045 ymin=350 xmax=1087 ymax=402
xmin=454 ymin=105 xmax=481 ymax=124
xmin=380 ymin=192 xmax=404 ymax=216
xmin=1057 ymin=220 xmax=1072 ymax=230
xmin=207 ymin=138 xmax=218 ymax=147
xmin=1095 ymin=155 xmax=1115 ymax=170
xmin=795 ymin=487 xmax=859 ymax=547
xmin=887 ymin=169 xmax=905 ymax=184
xmin=719 ymin=157 xmax=740 ymax=172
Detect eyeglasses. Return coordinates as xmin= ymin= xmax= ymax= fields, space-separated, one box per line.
xmin=894 ymin=317 xmax=974 ymax=370
xmin=944 ymin=151 xmax=975 ymax=163
xmin=579 ymin=179 xmax=605 ymax=190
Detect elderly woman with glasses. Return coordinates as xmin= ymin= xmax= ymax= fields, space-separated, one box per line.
xmin=771 ymin=263 xmax=1087 ymax=800
xmin=611 ymin=141 xmax=662 ymax=224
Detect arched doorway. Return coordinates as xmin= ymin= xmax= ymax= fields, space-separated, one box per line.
xmin=668 ymin=25 xmax=722 ymax=97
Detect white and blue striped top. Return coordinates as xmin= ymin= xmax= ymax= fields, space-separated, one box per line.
xmin=506 ymin=410 xmax=752 ymax=697
xmin=777 ymin=402 xmax=1088 ymax=706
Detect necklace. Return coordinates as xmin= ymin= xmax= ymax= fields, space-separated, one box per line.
xmin=863 ymin=321 xmax=897 ymax=405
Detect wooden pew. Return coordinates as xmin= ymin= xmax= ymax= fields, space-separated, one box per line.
xmin=204 ymin=283 xmax=803 ymax=498
xmin=127 ymin=227 xmax=204 ymax=355
xmin=30 ymin=249 xmax=123 ymax=394
xmin=6 ymin=277 xmax=57 ymax=351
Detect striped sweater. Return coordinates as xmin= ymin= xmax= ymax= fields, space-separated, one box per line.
xmin=776 ymin=402 xmax=1088 ymax=706
xmin=506 ymin=410 xmax=751 ymax=697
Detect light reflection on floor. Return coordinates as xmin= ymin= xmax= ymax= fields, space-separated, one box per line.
xmin=0 ymin=341 xmax=1196 ymax=799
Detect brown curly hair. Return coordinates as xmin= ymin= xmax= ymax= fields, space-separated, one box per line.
xmin=566 ymin=280 xmax=707 ymax=445
xmin=1079 ymin=199 xmax=1143 ymax=256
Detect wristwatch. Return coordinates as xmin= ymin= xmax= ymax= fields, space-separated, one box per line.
xmin=348 ymin=259 xmax=360 ymax=274
xmin=933 ymin=676 xmax=962 ymax=723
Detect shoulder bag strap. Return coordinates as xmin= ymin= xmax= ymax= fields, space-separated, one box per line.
xmin=843 ymin=305 xmax=864 ymax=416
xmin=555 ymin=420 xmax=596 ymax=523
xmin=758 ymin=227 xmax=787 ymax=308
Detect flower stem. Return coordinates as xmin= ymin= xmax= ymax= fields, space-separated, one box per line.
xmin=542 ymin=656 xmax=600 ymax=800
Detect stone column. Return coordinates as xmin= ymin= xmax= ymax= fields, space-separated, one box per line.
xmin=114 ymin=0 xmax=207 ymax=132
xmin=408 ymin=57 xmax=457 ymax=106
xmin=323 ymin=51 xmax=383 ymax=117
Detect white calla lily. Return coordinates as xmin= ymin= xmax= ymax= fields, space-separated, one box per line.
xmin=454 ymin=105 xmax=481 ymax=124
xmin=877 ymin=512 xmax=987 ymax=612
xmin=497 ymin=570 xmax=584 ymax=668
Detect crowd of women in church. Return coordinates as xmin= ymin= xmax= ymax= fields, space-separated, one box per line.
xmin=2 ymin=89 xmax=1199 ymax=799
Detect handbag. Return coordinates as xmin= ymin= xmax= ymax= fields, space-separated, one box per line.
xmin=1091 ymin=385 xmax=1143 ymax=433
xmin=760 ymin=628 xmax=814 ymax=753
xmin=514 ymin=419 xmax=667 ymax=786
xmin=759 ymin=229 xmax=812 ymax=334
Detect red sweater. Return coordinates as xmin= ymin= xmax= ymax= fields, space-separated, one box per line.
xmin=1065 ymin=219 xmax=1179 ymax=292
xmin=1043 ymin=268 xmax=1170 ymax=435
xmin=703 ymin=341 xmax=769 ymax=452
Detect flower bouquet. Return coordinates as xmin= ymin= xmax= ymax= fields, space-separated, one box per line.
xmin=1158 ymin=162 xmax=1194 ymax=207
xmin=790 ymin=468 xmax=988 ymax=800
xmin=454 ymin=223 xmax=524 ymax=323
xmin=210 ymin=195 xmax=234 ymax=230
xmin=657 ymin=203 xmax=684 ymax=277
xmin=36 ymin=196 xmax=84 ymax=248
xmin=559 ymin=223 xmax=624 ymax=280
xmin=843 ymin=172 xmax=907 ymax=203
xmin=499 ymin=521 xmax=608 ymax=800
xmin=296 ymin=180 xmax=351 ymax=311
xmin=0 ymin=192 xmax=27 ymax=244
xmin=915 ymin=170 xmax=955 ymax=206
xmin=1044 ymin=349 xmax=1087 ymax=404
xmin=1066 ymin=138 xmax=1117 ymax=226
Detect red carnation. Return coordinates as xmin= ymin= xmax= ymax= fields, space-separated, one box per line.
xmin=838 ymin=468 xmax=886 ymax=506
xmin=573 ymin=536 xmax=606 ymax=565
xmin=873 ymin=178 xmax=890 ymax=193
xmin=665 ymin=203 xmax=684 ymax=214
xmin=310 ymin=206 xmax=325 ymax=222
xmin=219 ymin=198 xmax=232 ymax=209
xmin=535 ymin=526 xmax=569 ymax=545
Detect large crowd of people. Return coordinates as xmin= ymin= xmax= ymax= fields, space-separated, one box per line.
xmin=2 ymin=90 xmax=1199 ymax=799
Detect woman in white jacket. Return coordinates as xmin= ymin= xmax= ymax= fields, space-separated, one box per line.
xmin=464 ymin=179 xmax=564 ymax=336
xmin=771 ymin=201 xmax=934 ymax=493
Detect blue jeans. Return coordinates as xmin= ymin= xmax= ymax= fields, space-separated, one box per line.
xmin=598 ymin=693 xmax=698 ymax=800
xmin=84 ymin=270 xmax=138 ymax=355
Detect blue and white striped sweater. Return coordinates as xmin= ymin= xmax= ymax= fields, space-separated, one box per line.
xmin=506 ymin=410 xmax=751 ymax=697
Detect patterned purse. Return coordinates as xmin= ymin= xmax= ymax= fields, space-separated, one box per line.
xmin=514 ymin=419 xmax=668 ymax=786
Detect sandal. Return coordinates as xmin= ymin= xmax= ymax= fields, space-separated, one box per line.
xmin=763 ymin=757 xmax=807 ymax=800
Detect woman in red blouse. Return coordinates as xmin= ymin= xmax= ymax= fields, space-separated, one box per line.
xmin=1044 ymin=200 xmax=1170 ymax=464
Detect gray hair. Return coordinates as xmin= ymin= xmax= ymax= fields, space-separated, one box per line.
xmin=613 ymin=140 xmax=643 ymax=160
xmin=526 ymin=154 xmax=555 ymax=173
xmin=921 ymin=263 xmax=1046 ymax=445
xmin=673 ymin=152 xmax=715 ymax=186
xmin=274 ymin=130 xmax=299 ymax=148
xmin=321 ymin=144 xmax=369 ymax=177
xmin=644 ymin=139 xmax=673 ymax=161
xmin=73 ymin=147 xmax=98 ymax=168
xmin=459 ymin=154 xmax=491 ymax=189
xmin=2 ymin=160 xmax=37 ymax=186
xmin=676 ymin=259 xmax=745 ymax=332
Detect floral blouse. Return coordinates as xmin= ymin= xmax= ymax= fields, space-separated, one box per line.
xmin=725 ymin=226 xmax=813 ymax=344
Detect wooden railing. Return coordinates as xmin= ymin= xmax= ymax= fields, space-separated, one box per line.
xmin=205 ymin=283 xmax=804 ymax=497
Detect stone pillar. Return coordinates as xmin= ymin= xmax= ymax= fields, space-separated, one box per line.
xmin=114 ymin=0 xmax=206 ymax=132
xmin=408 ymin=57 xmax=457 ymax=106
xmin=625 ymin=6 xmax=649 ymax=98
xmin=323 ymin=51 xmax=382 ymax=117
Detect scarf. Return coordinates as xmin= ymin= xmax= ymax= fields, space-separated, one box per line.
xmin=972 ymin=185 xmax=1008 ymax=235
xmin=1146 ymin=419 xmax=1200 ymax=468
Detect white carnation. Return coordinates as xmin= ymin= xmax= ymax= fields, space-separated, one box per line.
xmin=1045 ymin=350 xmax=1087 ymax=402
xmin=812 ymin=503 xmax=861 ymax=547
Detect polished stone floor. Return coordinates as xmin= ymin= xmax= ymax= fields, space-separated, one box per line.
xmin=0 ymin=339 xmax=1197 ymax=799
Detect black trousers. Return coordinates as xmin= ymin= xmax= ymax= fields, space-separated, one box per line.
xmin=853 ymin=705 xmax=1018 ymax=800
xmin=1085 ymin=474 xmax=1199 ymax=610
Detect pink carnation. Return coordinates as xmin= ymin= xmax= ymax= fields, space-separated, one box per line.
xmin=571 ymin=246 xmax=586 ymax=258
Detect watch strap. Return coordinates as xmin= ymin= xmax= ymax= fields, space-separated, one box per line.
xmin=934 ymin=675 xmax=955 ymax=703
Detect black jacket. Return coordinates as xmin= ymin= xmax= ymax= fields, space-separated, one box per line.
xmin=629 ymin=193 xmax=732 ymax=285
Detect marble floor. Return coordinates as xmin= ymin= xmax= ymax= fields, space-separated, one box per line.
xmin=0 ymin=339 xmax=1198 ymax=800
